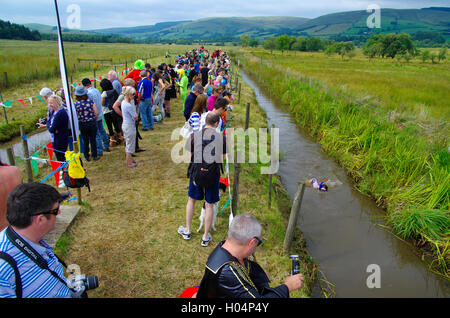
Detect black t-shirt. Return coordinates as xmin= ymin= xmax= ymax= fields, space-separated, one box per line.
xmin=201 ymin=67 xmax=209 ymax=86
xmin=185 ymin=128 xmax=227 ymax=164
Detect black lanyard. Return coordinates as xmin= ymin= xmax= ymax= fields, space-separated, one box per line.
xmin=5 ymin=226 xmax=71 ymax=290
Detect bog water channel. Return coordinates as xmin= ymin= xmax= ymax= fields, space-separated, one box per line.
xmin=240 ymin=71 xmax=449 ymax=298
xmin=0 ymin=129 xmax=51 ymax=165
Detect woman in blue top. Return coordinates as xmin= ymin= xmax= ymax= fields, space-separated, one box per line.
xmin=73 ymin=86 xmax=99 ymax=161
xmin=37 ymin=95 xmax=69 ymax=162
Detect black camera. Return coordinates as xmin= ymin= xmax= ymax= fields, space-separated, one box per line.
xmin=36 ymin=118 xmax=47 ymax=128
xmin=70 ymin=274 xmax=99 ymax=298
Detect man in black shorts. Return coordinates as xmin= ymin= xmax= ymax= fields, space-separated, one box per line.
xmin=178 ymin=112 xmax=226 ymax=247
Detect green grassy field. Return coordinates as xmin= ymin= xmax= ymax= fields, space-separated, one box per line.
xmin=242 ymin=48 xmax=450 ymax=121
xmin=0 ymin=40 xmax=194 ymax=89
xmin=232 ymin=47 xmax=449 ymax=278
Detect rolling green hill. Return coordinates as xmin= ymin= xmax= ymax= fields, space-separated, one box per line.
xmin=90 ymin=16 xmax=310 ymax=41
xmin=295 ymin=7 xmax=450 ymax=39
xmin=23 ymin=7 xmax=450 ymax=43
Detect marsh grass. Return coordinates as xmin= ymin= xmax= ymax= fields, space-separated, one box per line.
xmin=245 ymin=48 xmax=450 ymax=121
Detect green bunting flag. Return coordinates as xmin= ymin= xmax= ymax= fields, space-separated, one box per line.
xmin=37 ymin=95 xmax=46 ymax=105
xmin=3 ymin=101 xmax=13 ymax=108
xmin=31 ymin=151 xmax=40 ymax=176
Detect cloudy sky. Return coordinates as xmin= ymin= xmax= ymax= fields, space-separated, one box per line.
xmin=1 ymin=0 xmax=449 ymax=30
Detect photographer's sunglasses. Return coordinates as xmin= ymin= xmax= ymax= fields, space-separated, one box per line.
xmin=32 ymin=205 xmax=60 ymax=216
xmin=253 ymin=236 xmax=263 ymax=246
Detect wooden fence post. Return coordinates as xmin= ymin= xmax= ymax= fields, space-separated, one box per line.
xmin=245 ymin=102 xmax=250 ymax=131
xmin=232 ymin=151 xmax=242 ymax=215
xmin=283 ymin=182 xmax=306 ymax=251
xmin=0 ymin=90 xmax=8 ymax=124
xmin=238 ymin=83 xmax=242 ymax=104
xmin=6 ymin=148 xmax=15 ymax=166
xmin=93 ymin=69 xmax=96 ymax=88
xmin=20 ymin=125 xmax=33 ymax=183
xmin=4 ymin=72 xmax=8 ymax=88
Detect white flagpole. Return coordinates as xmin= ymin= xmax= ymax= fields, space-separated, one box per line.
xmin=54 ymin=0 xmax=79 ymax=142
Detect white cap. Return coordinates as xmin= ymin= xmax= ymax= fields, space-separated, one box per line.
xmin=39 ymin=87 xmax=52 ymax=97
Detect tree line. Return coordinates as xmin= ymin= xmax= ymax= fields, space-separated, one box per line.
xmin=0 ymin=19 xmax=41 ymax=41
xmin=241 ymin=32 xmax=448 ymax=63
xmin=40 ymin=33 xmax=135 ymax=44
xmin=0 ymin=19 xmax=135 ymax=44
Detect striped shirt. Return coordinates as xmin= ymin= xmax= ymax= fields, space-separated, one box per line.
xmin=189 ymin=112 xmax=201 ymax=132
xmin=0 ymin=228 xmax=72 ymax=298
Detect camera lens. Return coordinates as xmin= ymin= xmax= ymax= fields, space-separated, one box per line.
xmin=85 ymin=276 xmax=99 ymax=291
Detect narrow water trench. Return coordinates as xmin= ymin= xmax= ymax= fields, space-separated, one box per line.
xmin=240 ymin=70 xmax=449 ymax=298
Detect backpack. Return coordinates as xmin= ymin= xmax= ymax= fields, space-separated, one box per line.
xmin=191 ymin=161 xmax=220 ymax=188
xmin=105 ymin=89 xmax=119 ymax=111
xmin=62 ymin=165 xmax=90 ymax=192
xmin=187 ymin=129 xmax=223 ymax=188
xmin=62 ymin=151 xmax=91 ymax=192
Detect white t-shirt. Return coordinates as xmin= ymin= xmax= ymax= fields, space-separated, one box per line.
xmin=101 ymin=91 xmax=112 ymax=114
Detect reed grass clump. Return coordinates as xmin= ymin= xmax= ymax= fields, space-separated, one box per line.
xmin=387 ymin=209 xmax=450 ymax=242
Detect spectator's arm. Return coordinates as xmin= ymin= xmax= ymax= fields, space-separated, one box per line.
xmin=113 ymin=101 xmax=122 ymax=117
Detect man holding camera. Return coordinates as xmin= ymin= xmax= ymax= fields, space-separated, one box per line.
xmin=0 ymin=183 xmax=73 ymax=298
xmin=196 ymin=214 xmax=304 ymax=298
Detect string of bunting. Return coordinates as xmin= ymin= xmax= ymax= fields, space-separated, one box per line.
xmin=1 ymin=67 xmax=134 ymax=108
xmin=0 ymin=95 xmax=46 ymax=109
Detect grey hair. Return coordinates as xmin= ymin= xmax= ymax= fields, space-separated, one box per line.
xmin=228 ymin=214 xmax=261 ymax=245
xmin=108 ymin=70 xmax=117 ymax=80
xmin=122 ymin=86 xmax=136 ymax=96
xmin=193 ymin=84 xmax=204 ymax=94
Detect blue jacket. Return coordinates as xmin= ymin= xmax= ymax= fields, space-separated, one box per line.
xmin=48 ymin=108 xmax=69 ymax=151
xmin=183 ymin=92 xmax=197 ymax=121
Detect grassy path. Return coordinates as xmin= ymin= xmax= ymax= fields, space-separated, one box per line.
xmin=50 ymin=78 xmax=316 ymax=298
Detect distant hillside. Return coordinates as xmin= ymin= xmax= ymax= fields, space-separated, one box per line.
xmin=21 ymin=7 xmax=450 ymax=44
xmin=295 ymin=7 xmax=450 ymax=40
xmin=91 ymin=16 xmax=310 ymax=41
